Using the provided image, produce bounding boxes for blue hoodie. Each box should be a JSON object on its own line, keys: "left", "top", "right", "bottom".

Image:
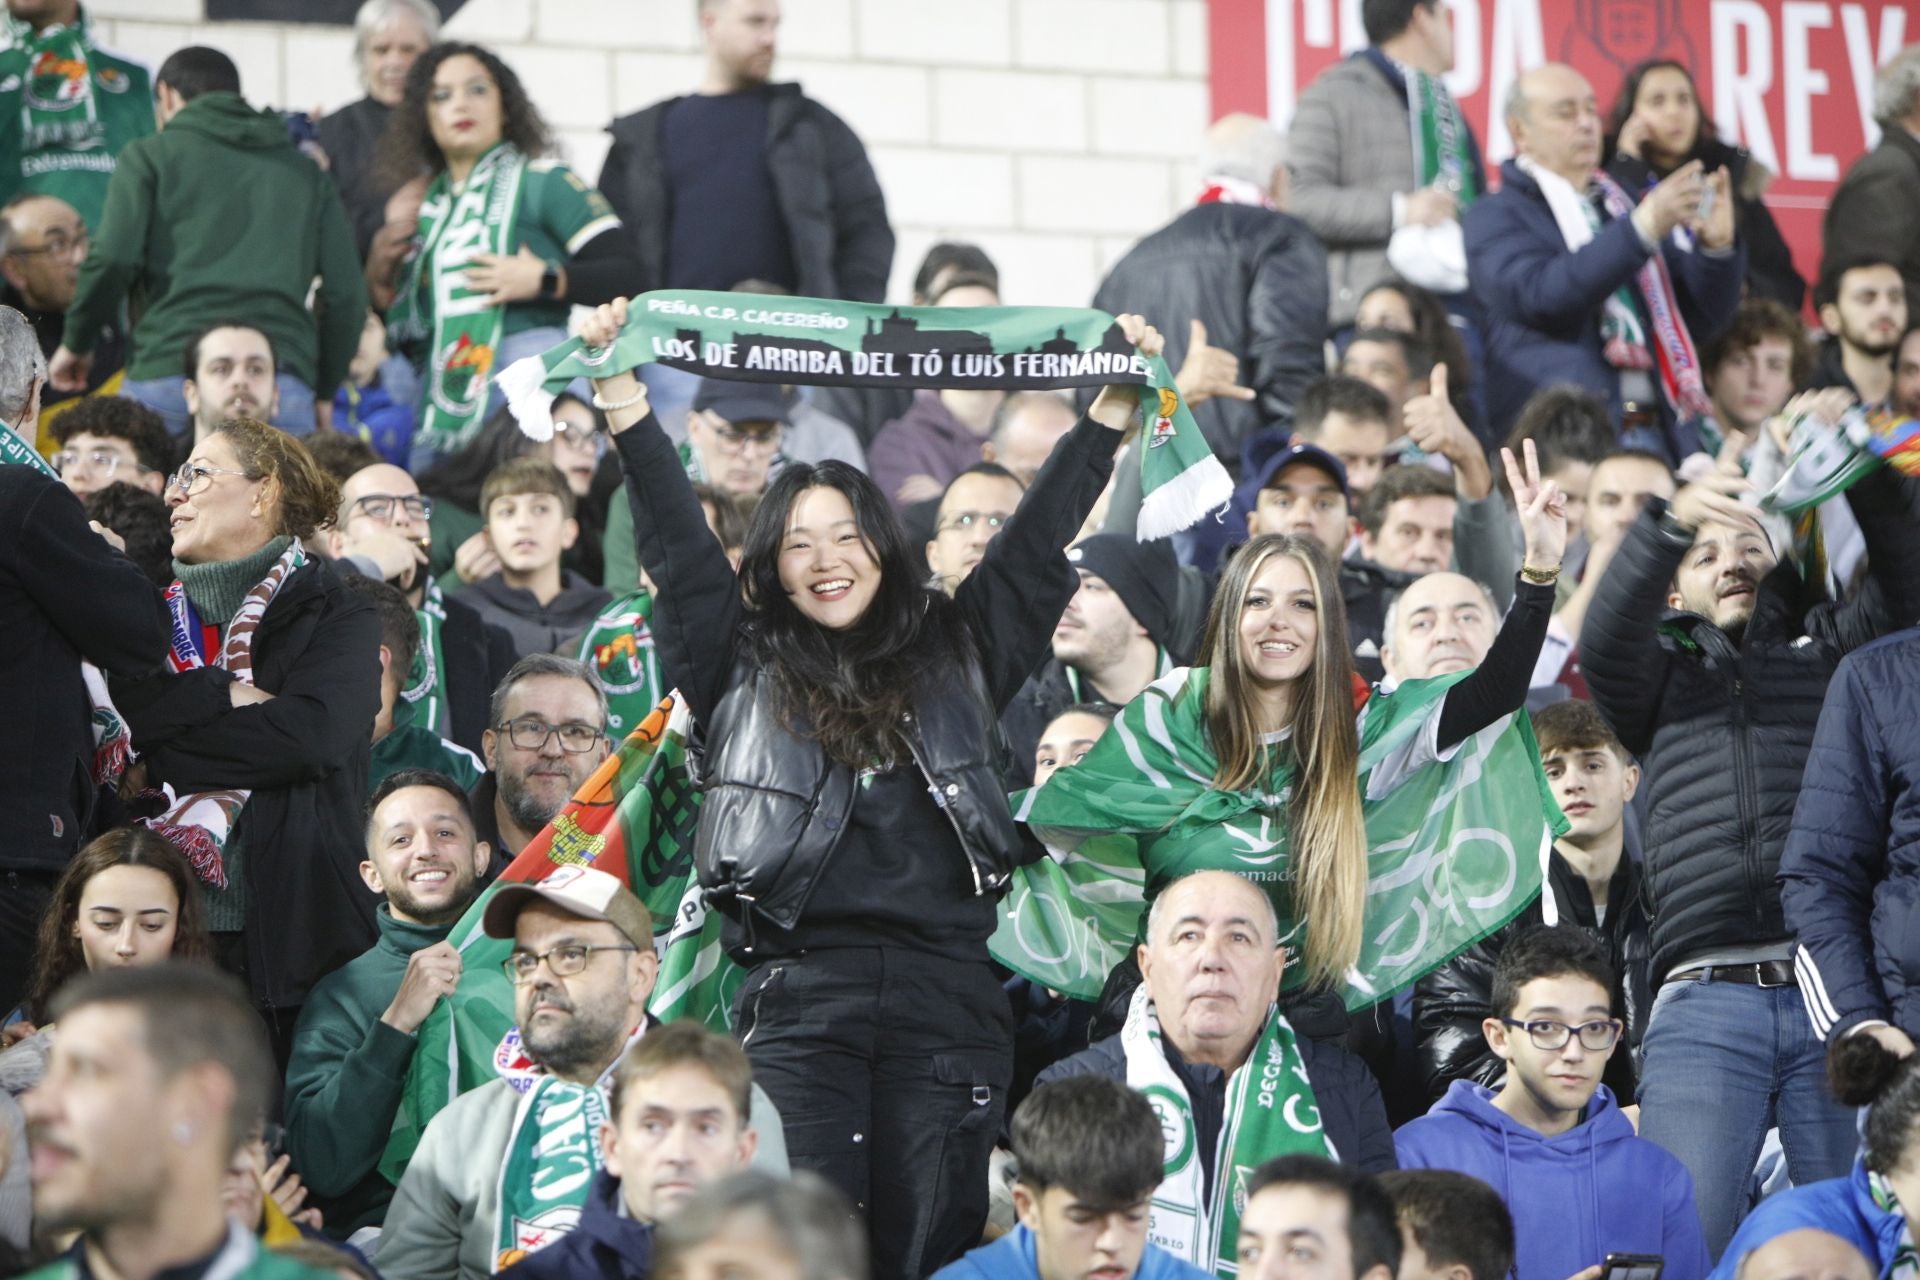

{"left": 932, "top": 1224, "right": 1216, "bottom": 1280}
{"left": 1708, "top": 1160, "right": 1909, "bottom": 1279}
{"left": 1395, "top": 1080, "right": 1710, "bottom": 1280}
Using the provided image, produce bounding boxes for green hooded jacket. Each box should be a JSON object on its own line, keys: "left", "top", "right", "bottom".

{"left": 61, "top": 90, "right": 366, "bottom": 394}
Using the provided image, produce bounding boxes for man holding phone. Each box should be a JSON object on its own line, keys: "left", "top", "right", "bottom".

{"left": 1394, "top": 927, "right": 1711, "bottom": 1280}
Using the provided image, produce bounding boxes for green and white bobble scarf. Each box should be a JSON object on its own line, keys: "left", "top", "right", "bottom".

{"left": 1124, "top": 986, "right": 1334, "bottom": 1278}
{"left": 401, "top": 575, "right": 450, "bottom": 738}
{"left": 6, "top": 11, "right": 105, "bottom": 158}
{"left": 1406, "top": 64, "right": 1477, "bottom": 206}
{"left": 389, "top": 143, "right": 527, "bottom": 452}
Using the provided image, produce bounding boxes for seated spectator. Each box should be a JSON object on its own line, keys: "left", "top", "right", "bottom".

{"left": 1416, "top": 701, "right": 1650, "bottom": 1104}
{"left": 317, "top": 0, "right": 439, "bottom": 257}
{"left": 726, "top": 278, "right": 870, "bottom": 474}
{"left": 1379, "top": 571, "right": 1498, "bottom": 688}
{"left": 0, "top": 193, "right": 125, "bottom": 437}
{"left": 1702, "top": 299, "right": 1810, "bottom": 448}
{"left": 1286, "top": 375, "right": 1392, "bottom": 499}
{"left": 1726, "top": 1230, "right": 1875, "bottom": 1280}
{"left": 932, "top": 1076, "right": 1214, "bottom": 1280}
{"left": 377, "top": 867, "right": 784, "bottom": 1280}
{"left": 1707, "top": 1036, "right": 1920, "bottom": 1280}
{"left": 1351, "top": 281, "right": 1483, "bottom": 443}
{"left": 865, "top": 269, "right": 1009, "bottom": 506}
{"left": 924, "top": 461, "right": 1026, "bottom": 596}
{"left": 51, "top": 47, "right": 365, "bottom": 436}
{"left": 1395, "top": 926, "right": 1710, "bottom": 1280}
{"left": 48, "top": 394, "right": 169, "bottom": 497}
{"left": 473, "top": 654, "right": 612, "bottom": 870}
{"left": 1354, "top": 463, "right": 1517, "bottom": 666}
{"left": 1039, "top": 870, "right": 1396, "bottom": 1277}
{"left": 981, "top": 391, "right": 1078, "bottom": 488}
{"left": 344, "top": 576, "right": 484, "bottom": 794}
{"left": 333, "top": 311, "right": 420, "bottom": 468}
{"left": 329, "top": 460, "right": 517, "bottom": 754}
{"left": 654, "top": 1171, "right": 865, "bottom": 1280}
{"left": 369, "top": 43, "right": 632, "bottom": 470}
{"left": 20, "top": 964, "right": 322, "bottom": 1280}
{"left": 1032, "top": 703, "right": 1116, "bottom": 786}
{"left": 1464, "top": 63, "right": 1743, "bottom": 454}
{"left": 498, "top": 1021, "right": 764, "bottom": 1280}
{"left": 84, "top": 480, "right": 174, "bottom": 588}
{"left": 306, "top": 431, "right": 381, "bottom": 485}
{"left": 1236, "top": 1155, "right": 1400, "bottom": 1280}
{"left": 180, "top": 322, "right": 283, "bottom": 445}
{"left": 1377, "top": 1169, "right": 1515, "bottom": 1280}
{"left": 1341, "top": 328, "right": 1425, "bottom": 433}
{"left": 220, "top": 1121, "right": 334, "bottom": 1246}
{"left": 284, "top": 770, "right": 489, "bottom": 1236}
{"left": 1604, "top": 58, "right": 1804, "bottom": 309}
{"left": 1809, "top": 257, "right": 1905, "bottom": 405}
{"left": 1001, "top": 533, "right": 1182, "bottom": 787}
{"left": 108, "top": 418, "right": 382, "bottom": 1039}
{"left": 454, "top": 458, "right": 611, "bottom": 659}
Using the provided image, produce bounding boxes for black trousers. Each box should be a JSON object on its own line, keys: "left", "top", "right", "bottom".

{"left": 737, "top": 945, "right": 1013, "bottom": 1280}
{"left": 0, "top": 870, "right": 59, "bottom": 1016}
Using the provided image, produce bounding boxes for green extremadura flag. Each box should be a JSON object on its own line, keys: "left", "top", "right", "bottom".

{"left": 496, "top": 290, "right": 1232, "bottom": 540}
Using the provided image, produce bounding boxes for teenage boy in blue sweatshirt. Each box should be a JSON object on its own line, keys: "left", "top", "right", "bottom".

{"left": 1394, "top": 926, "right": 1711, "bottom": 1280}
{"left": 933, "top": 1077, "right": 1213, "bottom": 1280}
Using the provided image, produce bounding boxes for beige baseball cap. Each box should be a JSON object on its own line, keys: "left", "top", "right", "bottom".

{"left": 481, "top": 865, "right": 653, "bottom": 950}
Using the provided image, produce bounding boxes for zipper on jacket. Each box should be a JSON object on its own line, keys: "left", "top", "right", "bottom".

{"left": 904, "top": 711, "right": 988, "bottom": 896}
{"left": 1727, "top": 675, "right": 1767, "bottom": 930}
{"left": 739, "top": 964, "right": 784, "bottom": 1050}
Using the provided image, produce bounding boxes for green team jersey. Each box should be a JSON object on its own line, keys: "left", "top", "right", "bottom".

{"left": 0, "top": 7, "right": 154, "bottom": 228}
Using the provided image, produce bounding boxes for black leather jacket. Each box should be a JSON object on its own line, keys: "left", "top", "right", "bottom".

{"left": 612, "top": 409, "right": 1120, "bottom": 953}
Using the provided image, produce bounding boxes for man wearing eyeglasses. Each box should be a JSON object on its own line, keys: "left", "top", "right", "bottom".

{"left": 329, "top": 460, "right": 517, "bottom": 754}
{"left": 378, "top": 864, "right": 786, "bottom": 1280}
{"left": 473, "top": 654, "right": 613, "bottom": 874}
{"left": 0, "top": 193, "right": 125, "bottom": 435}
{"left": 45, "top": 392, "right": 167, "bottom": 497}
{"left": 1395, "top": 925, "right": 1711, "bottom": 1280}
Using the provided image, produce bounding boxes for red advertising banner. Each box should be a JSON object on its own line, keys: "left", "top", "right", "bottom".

{"left": 1210, "top": 0, "right": 1920, "bottom": 292}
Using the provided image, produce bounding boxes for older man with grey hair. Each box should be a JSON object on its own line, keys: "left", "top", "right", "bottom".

{"left": 1825, "top": 43, "right": 1920, "bottom": 305}
{"left": 0, "top": 304, "right": 169, "bottom": 1015}
{"left": 317, "top": 0, "right": 439, "bottom": 257}
{"left": 1092, "top": 116, "right": 1327, "bottom": 509}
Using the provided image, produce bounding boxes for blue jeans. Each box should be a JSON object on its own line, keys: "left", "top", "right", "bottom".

{"left": 123, "top": 374, "right": 316, "bottom": 438}
{"left": 1636, "top": 976, "right": 1858, "bottom": 1258}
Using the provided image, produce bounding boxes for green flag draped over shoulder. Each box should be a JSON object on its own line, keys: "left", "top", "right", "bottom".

{"left": 379, "top": 694, "right": 740, "bottom": 1183}
{"left": 990, "top": 667, "right": 1565, "bottom": 1009}
{"left": 494, "top": 289, "right": 1232, "bottom": 540}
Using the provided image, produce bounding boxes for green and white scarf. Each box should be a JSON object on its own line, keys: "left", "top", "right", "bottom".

{"left": 1870, "top": 1170, "right": 1920, "bottom": 1280}
{"left": 1406, "top": 65, "right": 1477, "bottom": 206}
{"left": 992, "top": 666, "right": 1561, "bottom": 1008}
{"left": 498, "top": 291, "right": 1231, "bottom": 540}
{"left": 6, "top": 11, "right": 103, "bottom": 157}
{"left": 490, "top": 1024, "right": 623, "bottom": 1272}
{"left": 401, "top": 575, "right": 449, "bottom": 738}
{"left": 389, "top": 143, "right": 527, "bottom": 451}
{"left": 1124, "top": 986, "right": 1333, "bottom": 1278}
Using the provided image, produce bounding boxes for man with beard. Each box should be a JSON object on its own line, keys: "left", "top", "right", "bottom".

{"left": 377, "top": 866, "right": 786, "bottom": 1280}
{"left": 181, "top": 322, "right": 278, "bottom": 444}
{"left": 473, "top": 655, "right": 613, "bottom": 873}
{"left": 1809, "top": 258, "right": 1905, "bottom": 405}
{"left": 283, "top": 770, "right": 492, "bottom": 1235}
{"left": 1580, "top": 445, "right": 1920, "bottom": 1256}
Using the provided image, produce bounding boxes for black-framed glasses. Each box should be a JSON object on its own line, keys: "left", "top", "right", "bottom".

{"left": 707, "top": 419, "right": 781, "bottom": 453}
{"left": 52, "top": 447, "right": 150, "bottom": 479}
{"left": 166, "top": 461, "right": 254, "bottom": 496}
{"left": 1500, "top": 1017, "right": 1622, "bottom": 1052}
{"left": 349, "top": 493, "right": 434, "bottom": 523}
{"left": 937, "top": 510, "right": 1011, "bottom": 535}
{"left": 495, "top": 717, "right": 605, "bottom": 753}
{"left": 502, "top": 943, "right": 637, "bottom": 984}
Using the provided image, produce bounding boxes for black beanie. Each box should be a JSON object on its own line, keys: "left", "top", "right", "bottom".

{"left": 1065, "top": 533, "right": 1179, "bottom": 649}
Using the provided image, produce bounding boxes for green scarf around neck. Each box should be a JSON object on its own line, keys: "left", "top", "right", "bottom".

{"left": 174, "top": 535, "right": 293, "bottom": 626}
{"left": 6, "top": 9, "right": 102, "bottom": 156}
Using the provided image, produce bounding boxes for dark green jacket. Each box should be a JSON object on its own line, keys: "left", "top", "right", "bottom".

{"left": 62, "top": 92, "right": 366, "bottom": 393}
{"left": 284, "top": 906, "right": 452, "bottom": 1235}
{"left": 369, "top": 721, "right": 484, "bottom": 797}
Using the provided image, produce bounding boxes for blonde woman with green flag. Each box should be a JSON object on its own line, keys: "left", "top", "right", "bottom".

{"left": 992, "top": 441, "right": 1572, "bottom": 1030}
{"left": 369, "top": 43, "right": 636, "bottom": 472}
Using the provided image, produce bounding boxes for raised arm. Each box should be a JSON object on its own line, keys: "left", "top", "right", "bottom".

{"left": 586, "top": 299, "right": 744, "bottom": 724}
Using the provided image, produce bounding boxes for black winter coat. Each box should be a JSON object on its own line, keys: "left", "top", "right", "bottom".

{"left": 614, "top": 410, "right": 1117, "bottom": 956}
{"left": 111, "top": 555, "right": 384, "bottom": 1008}
{"left": 426, "top": 589, "right": 517, "bottom": 756}
{"left": 0, "top": 467, "right": 169, "bottom": 871}
{"left": 1580, "top": 470, "right": 1920, "bottom": 984}
{"left": 1415, "top": 851, "right": 1652, "bottom": 1104}
{"left": 1825, "top": 126, "right": 1920, "bottom": 309}
{"left": 1092, "top": 203, "right": 1329, "bottom": 472}
{"left": 1780, "top": 626, "right": 1920, "bottom": 1041}
{"left": 598, "top": 83, "right": 894, "bottom": 303}
{"left": 1037, "top": 1022, "right": 1397, "bottom": 1180}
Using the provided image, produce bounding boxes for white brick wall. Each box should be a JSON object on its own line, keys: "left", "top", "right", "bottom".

{"left": 83, "top": 0, "right": 1213, "bottom": 307}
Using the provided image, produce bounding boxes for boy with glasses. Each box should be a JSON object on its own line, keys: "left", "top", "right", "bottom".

{"left": 47, "top": 393, "right": 169, "bottom": 497}
{"left": 1395, "top": 926, "right": 1710, "bottom": 1280}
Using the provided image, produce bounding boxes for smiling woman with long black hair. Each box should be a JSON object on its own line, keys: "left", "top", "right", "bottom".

{"left": 580, "top": 295, "right": 1155, "bottom": 1277}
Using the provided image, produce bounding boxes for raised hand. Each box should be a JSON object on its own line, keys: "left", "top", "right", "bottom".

{"left": 1501, "top": 438, "right": 1568, "bottom": 574}
{"left": 1669, "top": 439, "right": 1760, "bottom": 535}
{"left": 577, "top": 298, "right": 651, "bottom": 432}
{"left": 1404, "top": 365, "right": 1491, "bottom": 499}
{"left": 1694, "top": 165, "right": 1735, "bottom": 249}
{"left": 1173, "top": 318, "right": 1254, "bottom": 409}
{"left": 1633, "top": 158, "right": 1706, "bottom": 242}
{"left": 1090, "top": 313, "right": 1166, "bottom": 432}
